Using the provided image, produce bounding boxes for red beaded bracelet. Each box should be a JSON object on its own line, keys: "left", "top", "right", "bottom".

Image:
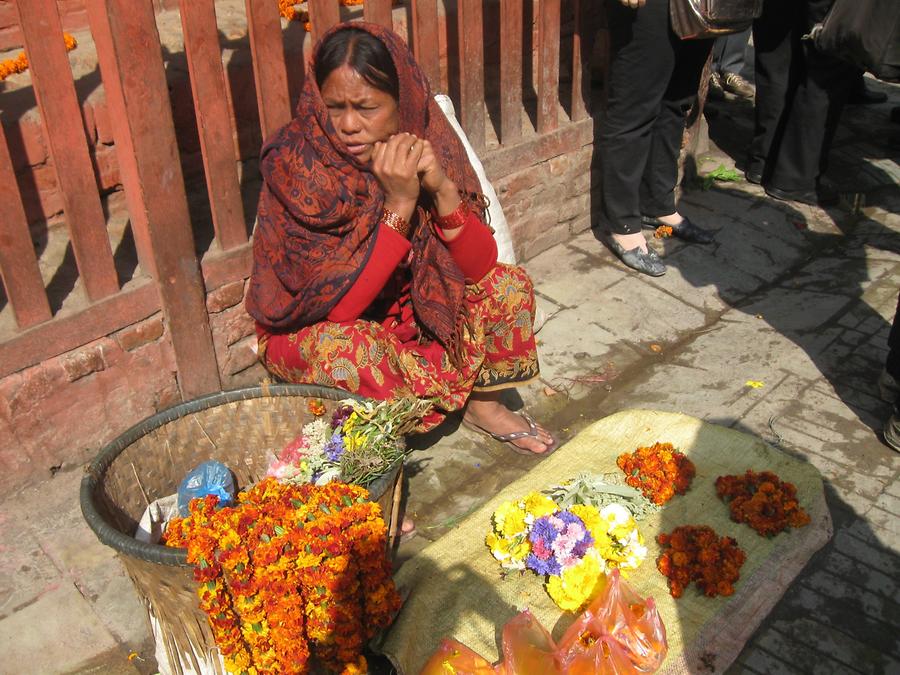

{"left": 436, "top": 202, "right": 468, "bottom": 231}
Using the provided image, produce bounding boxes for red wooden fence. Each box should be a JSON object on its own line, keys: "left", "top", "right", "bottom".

{"left": 0, "top": 0, "right": 596, "bottom": 399}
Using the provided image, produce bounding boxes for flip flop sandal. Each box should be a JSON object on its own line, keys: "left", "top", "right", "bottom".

{"left": 462, "top": 411, "right": 558, "bottom": 457}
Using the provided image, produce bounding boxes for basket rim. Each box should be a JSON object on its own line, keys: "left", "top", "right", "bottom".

{"left": 80, "top": 383, "right": 366, "bottom": 566}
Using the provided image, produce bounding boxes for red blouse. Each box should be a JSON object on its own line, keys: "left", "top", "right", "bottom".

{"left": 326, "top": 208, "right": 498, "bottom": 322}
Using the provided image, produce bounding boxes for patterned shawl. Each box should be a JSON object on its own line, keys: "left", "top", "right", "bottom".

{"left": 245, "top": 22, "right": 483, "bottom": 352}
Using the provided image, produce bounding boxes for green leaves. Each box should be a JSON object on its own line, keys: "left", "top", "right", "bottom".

{"left": 702, "top": 164, "right": 742, "bottom": 190}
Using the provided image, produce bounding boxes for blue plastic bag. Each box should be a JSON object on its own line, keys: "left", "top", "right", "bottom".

{"left": 176, "top": 460, "right": 235, "bottom": 517}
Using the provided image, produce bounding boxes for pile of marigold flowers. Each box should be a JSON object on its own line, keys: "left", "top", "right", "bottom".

{"left": 165, "top": 478, "right": 401, "bottom": 674}
{"left": 616, "top": 442, "right": 696, "bottom": 506}
{"left": 715, "top": 470, "right": 810, "bottom": 537}
{"left": 654, "top": 225, "right": 674, "bottom": 239}
{"left": 656, "top": 525, "right": 746, "bottom": 599}
{"left": 0, "top": 33, "right": 77, "bottom": 82}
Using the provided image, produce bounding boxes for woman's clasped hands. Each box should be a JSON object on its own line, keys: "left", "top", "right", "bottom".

{"left": 373, "top": 132, "right": 457, "bottom": 228}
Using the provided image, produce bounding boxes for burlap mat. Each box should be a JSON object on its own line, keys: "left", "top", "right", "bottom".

{"left": 379, "top": 409, "right": 832, "bottom": 674}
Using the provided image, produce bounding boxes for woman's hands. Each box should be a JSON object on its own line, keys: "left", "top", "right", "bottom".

{"left": 373, "top": 132, "right": 423, "bottom": 223}
{"left": 373, "top": 133, "right": 461, "bottom": 224}
{"left": 619, "top": 0, "right": 645, "bottom": 7}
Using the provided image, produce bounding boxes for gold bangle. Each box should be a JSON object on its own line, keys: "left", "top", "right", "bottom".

{"left": 381, "top": 208, "right": 410, "bottom": 238}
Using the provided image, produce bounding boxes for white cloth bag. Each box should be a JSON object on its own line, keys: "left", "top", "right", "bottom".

{"left": 434, "top": 94, "right": 516, "bottom": 265}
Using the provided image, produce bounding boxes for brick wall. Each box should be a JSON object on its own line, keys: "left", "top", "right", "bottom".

{"left": 0, "top": 278, "right": 266, "bottom": 494}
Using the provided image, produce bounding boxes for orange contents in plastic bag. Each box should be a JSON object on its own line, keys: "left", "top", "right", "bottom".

{"left": 419, "top": 638, "right": 498, "bottom": 675}
{"left": 420, "top": 570, "right": 667, "bottom": 674}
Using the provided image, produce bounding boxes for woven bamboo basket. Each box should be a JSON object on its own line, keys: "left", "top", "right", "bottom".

{"left": 80, "top": 383, "right": 404, "bottom": 675}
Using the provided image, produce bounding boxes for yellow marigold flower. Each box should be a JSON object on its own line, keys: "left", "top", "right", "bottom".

{"left": 546, "top": 554, "right": 605, "bottom": 612}
{"left": 523, "top": 491, "right": 557, "bottom": 518}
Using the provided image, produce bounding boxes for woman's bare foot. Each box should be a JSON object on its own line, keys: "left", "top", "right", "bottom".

{"left": 401, "top": 516, "right": 415, "bottom": 534}
{"left": 611, "top": 231, "right": 650, "bottom": 254}
{"left": 655, "top": 212, "right": 684, "bottom": 226}
{"left": 462, "top": 391, "right": 555, "bottom": 454}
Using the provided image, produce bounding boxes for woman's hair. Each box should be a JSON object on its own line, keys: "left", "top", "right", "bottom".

{"left": 314, "top": 28, "right": 400, "bottom": 101}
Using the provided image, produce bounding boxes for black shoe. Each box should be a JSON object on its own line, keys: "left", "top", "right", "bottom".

{"left": 608, "top": 239, "right": 667, "bottom": 277}
{"left": 745, "top": 169, "right": 763, "bottom": 185}
{"left": 765, "top": 183, "right": 839, "bottom": 207}
{"left": 641, "top": 215, "right": 715, "bottom": 245}
{"left": 884, "top": 408, "right": 900, "bottom": 452}
{"left": 848, "top": 80, "right": 888, "bottom": 105}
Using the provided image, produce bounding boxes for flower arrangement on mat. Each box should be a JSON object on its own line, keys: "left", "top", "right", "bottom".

{"left": 616, "top": 442, "right": 696, "bottom": 506}
{"left": 656, "top": 525, "right": 746, "bottom": 599}
{"left": 715, "top": 470, "right": 811, "bottom": 537}
{"left": 267, "top": 397, "right": 431, "bottom": 487}
{"left": 165, "top": 478, "right": 401, "bottom": 674}
{"left": 486, "top": 490, "right": 647, "bottom": 611}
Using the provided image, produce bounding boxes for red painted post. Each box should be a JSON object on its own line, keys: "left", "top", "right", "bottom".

{"left": 308, "top": 0, "right": 341, "bottom": 45}
{"left": 537, "top": 0, "right": 561, "bottom": 134}
{"left": 180, "top": 0, "right": 247, "bottom": 251}
{"left": 16, "top": 0, "right": 119, "bottom": 302}
{"left": 101, "top": 0, "right": 222, "bottom": 398}
{"left": 364, "top": 0, "right": 393, "bottom": 29}
{"left": 458, "top": 0, "right": 485, "bottom": 149}
{"left": 245, "top": 0, "right": 292, "bottom": 142}
{"left": 0, "top": 125, "right": 52, "bottom": 329}
{"left": 500, "top": 0, "right": 524, "bottom": 143}
{"left": 85, "top": 0, "right": 157, "bottom": 280}
{"left": 571, "top": 0, "right": 590, "bottom": 122}
{"left": 411, "top": 0, "right": 441, "bottom": 90}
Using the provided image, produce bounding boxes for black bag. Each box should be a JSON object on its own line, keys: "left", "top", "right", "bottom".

{"left": 806, "top": 0, "right": 900, "bottom": 82}
{"left": 669, "top": 0, "right": 763, "bottom": 40}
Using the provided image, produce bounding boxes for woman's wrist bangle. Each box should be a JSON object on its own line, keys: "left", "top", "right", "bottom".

{"left": 382, "top": 208, "right": 410, "bottom": 238}
{"left": 436, "top": 202, "right": 468, "bottom": 231}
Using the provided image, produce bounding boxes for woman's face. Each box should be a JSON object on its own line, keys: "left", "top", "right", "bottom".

{"left": 321, "top": 64, "right": 399, "bottom": 163}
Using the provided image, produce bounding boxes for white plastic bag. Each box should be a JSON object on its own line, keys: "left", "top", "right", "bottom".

{"left": 434, "top": 94, "right": 516, "bottom": 265}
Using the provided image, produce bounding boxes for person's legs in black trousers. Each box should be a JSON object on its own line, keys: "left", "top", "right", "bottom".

{"left": 751, "top": 0, "right": 855, "bottom": 202}
{"left": 599, "top": 0, "right": 676, "bottom": 238}
{"left": 640, "top": 38, "right": 713, "bottom": 220}
{"left": 747, "top": 0, "right": 800, "bottom": 183}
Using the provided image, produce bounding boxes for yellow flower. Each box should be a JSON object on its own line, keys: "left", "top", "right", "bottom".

{"left": 492, "top": 499, "right": 522, "bottom": 531}
{"left": 500, "top": 507, "right": 527, "bottom": 539}
{"left": 546, "top": 554, "right": 606, "bottom": 612}
{"left": 569, "top": 504, "right": 603, "bottom": 539}
{"left": 486, "top": 533, "right": 529, "bottom": 570}
{"left": 523, "top": 492, "right": 557, "bottom": 518}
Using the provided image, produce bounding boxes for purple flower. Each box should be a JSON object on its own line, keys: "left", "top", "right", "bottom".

{"left": 526, "top": 552, "right": 561, "bottom": 576}
{"left": 323, "top": 431, "right": 346, "bottom": 462}
{"left": 525, "top": 510, "right": 593, "bottom": 576}
{"left": 331, "top": 404, "right": 354, "bottom": 430}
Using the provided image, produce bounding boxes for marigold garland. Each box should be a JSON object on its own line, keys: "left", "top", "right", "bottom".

{"left": 715, "top": 470, "right": 810, "bottom": 537}
{"left": 278, "top": 0, "right": 366, "bottom": 32}
{"left": 656, "top": 525, "right": 746, "bottom": 599}
{"left": 165, "top": 478, "right": 401, "bottom": 674}
{"left": 0, "top": 34, "right": 77, "bottom": 82}
{"left": 654, "top": 225, "right": 673, "bottom": 239}
{"left": 616, "top": 442, "right": 695, "bottom": 506}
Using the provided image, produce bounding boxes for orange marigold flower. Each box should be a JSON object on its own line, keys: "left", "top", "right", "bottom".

{"left": 656, "top": 525, "right": 745, "bottom": 599}
{"left": 716, "top": 470, "right": 810, "bottom": 537}
{"left": 617, "top": 442, "right": 695, "bottom": 505}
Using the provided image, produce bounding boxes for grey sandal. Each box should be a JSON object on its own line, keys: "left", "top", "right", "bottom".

{"left": 463, "top": 411, "right": 558, "bottom": 457}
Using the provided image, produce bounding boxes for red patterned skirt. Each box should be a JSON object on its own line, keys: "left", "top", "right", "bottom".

{"left": 256, "top": 264, "right": 540, "bottom": 431}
